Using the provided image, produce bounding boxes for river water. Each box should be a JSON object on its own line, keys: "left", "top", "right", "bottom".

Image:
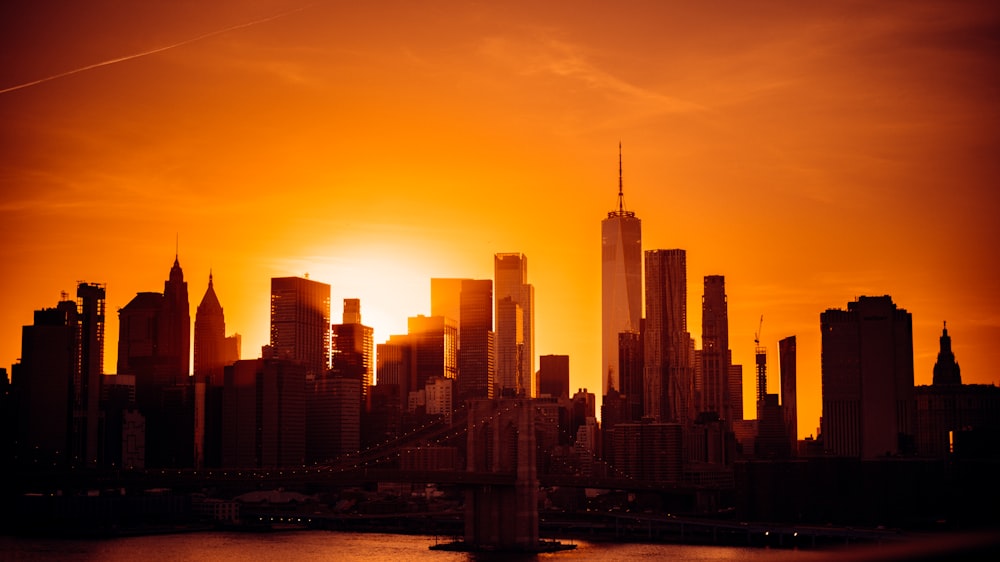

{"left": 0, "top": 531, "right": 888, "bottom": 561}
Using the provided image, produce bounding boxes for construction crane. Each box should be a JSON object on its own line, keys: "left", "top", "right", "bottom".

{"left": 754, "top": 314, "right": 764, "bottom": 348}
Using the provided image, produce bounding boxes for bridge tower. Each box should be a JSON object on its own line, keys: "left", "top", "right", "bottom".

{"left": 464, "top": 397, "right": 539, "bottom": 550}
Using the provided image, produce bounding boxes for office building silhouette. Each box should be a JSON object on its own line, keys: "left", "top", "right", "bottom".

{"left": 223, "top": 358, "right": 306, "bottom": 468}
{"left": 700, "top": 275, "right": 731, "bottom": 426}
{"left": 495, "top": 253, "right": 533, "bottom": 397}
{"left": 408, "top": 315, "right": 458, "bottom": 393}
{"left": 270, "top": 276, "right": 330, "bottom": 377}
{"left": 457, "top": 279, "right": 495, "bottom": 401}
{"left": 915, "top": 323, "right": 1000, "bottom": 457}
{"left": 193, "top": 272, "right": 239, "bottom": 468}
{"left": 618, "top": 329, "right": 644, "bottom": 422}
{"left": 331, "top": 298, "right": 374, "bottom": 400}
{"left": 118, "top": 257, "right": 193, "bottom": 468}
{"left": 779, "top": 335, "right": 797, "bottom": 455}
{"left": 601, "top": 146, "right": 642, "bottom": 396}
{"left": 821, "top": 296, "right": 915, "bottom": 458}
{"left": 538, "top": 354, "right": 570, "bottom": 399}
{"left": 644, "top": 249, "right": 691, "bottom": 423}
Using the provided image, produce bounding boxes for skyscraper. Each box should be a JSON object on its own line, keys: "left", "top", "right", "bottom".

{"left": 932, "top": 322, "right": 961, "bottom": 386}
{"left": 223, "top": 358, "right": 307, "bottom": 468}
{"left": 74, "top": 282, "right": 106, "bottom": 467}
{"left": 160, "top": 256, "right": 190, "bottom": 383}
{"left": 116, "top": 258, "right": 194, "bottom": 468}
{"left": 618, "top": 330, "right": 644, "bottom": 422}
{"left": 644, "top": 249, "right": 690, "bottom": 423}
{"left": 407, "top": 315, "right": 458, "bottom": 392}
{"left": 700, "top": 275, "right": 731, "bottom": 425}
{"left": 821, "top": 296, "right": 915, "bottom": 458}
{"left": 457, "top": 279, "right": 495, "bottom": 401}
{"left": 778, "top": 335, "right": 797, "bottom": 454}
{"left": 331, "top": 298, "right": 375, "bottom": 398}
{"left": 538, "top": 354, "right": 570, "bottom": 399}
{"left": 270, "top": 276, "right": 331, "bottom": 377}
{"left": 14, "top": 296, "right": 79, "bottom": 467}
{"left": 601, "top": 146, "right": 642, "bottom": 395}
{"left": 194, "top": 272, "right": 227, "bottom": 469}
{"left": 194, "top": 272, "right": 228, "bottom": 384}
{"left": 495, "top": 253, "right": 533, "bottom": 397}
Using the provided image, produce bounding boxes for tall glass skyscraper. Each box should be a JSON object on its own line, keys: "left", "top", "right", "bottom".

{"left": 601, "top": 147, "right": 641, "bottom": 396}
{"left": 495, "top": 253, "right": 533, "bottom": 397}
{"left": 700, "top": 275, "right": 731, "bottom": 425}
{"left": 270, "top": 276, "right": 331, "bottom": 377}
{"left": 644, "top": 249, "right": 689, "bottom": 423}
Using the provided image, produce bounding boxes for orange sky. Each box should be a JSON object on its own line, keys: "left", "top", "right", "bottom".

{"left": 2, "top": 1, "right": 998, "bottom": 438}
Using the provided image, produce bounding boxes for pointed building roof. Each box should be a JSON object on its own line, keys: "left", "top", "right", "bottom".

{"left": 198, "top": 271, "right": 223, "bottom": 314}
{"left": 932, "top": 321, "right": 962, "bottom": 386}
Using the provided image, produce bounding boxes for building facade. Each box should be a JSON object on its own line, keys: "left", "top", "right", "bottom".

{"left": 644, "top": 249, "right": 690, "bottom": 424}
{"left": 270, "top": 276, "right": 330, "bottom": 377}
{"left": 778, "top": 335, "right": 797, "bottom": 454}
{"left": 601, "top": 150, "right": 642, "bottom": 395}
{"left": 457, "top": 279, "right": 495, "bottom": 401}
{"left": 700, "top": 275, "right": 731, "bottom": 425}
{"left": 821, "top": 296, "right": 915, "bottom": 458}
{"left": 495, "top": 253, "right": 534, "bottom": 397}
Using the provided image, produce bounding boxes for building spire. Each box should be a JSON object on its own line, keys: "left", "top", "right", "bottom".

{"left": 618, "top": 141, "right": 624, "bottom": 213}
{"left": 607, "top": 142, "right": 635, "bottom": 219}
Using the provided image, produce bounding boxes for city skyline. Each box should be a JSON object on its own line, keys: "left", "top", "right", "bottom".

{"left": 2, "top": 1, "right": 999, "bottom": 441}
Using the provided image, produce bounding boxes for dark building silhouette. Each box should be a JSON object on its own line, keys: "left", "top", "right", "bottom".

{"left": 13, "top": 283, "right": 106, "bottom": 468}
{"left": 618, "top": 329, "right": 644, "bottom": 422}
{"left": 194, "top": 272, "right": 231, "bottom": 383}
{"left": 222, "top": 358, "right": 306, "bottom": 468}
{"left": 915, "top": 323, "right": 1000, "bottom": 458}
{"left": 119, "top": 258, "right": 193, "bottom": 468}
{"left": 754, "top": 339, "right": 767, "bottom": 419}
{"left": 193, "top": 272, "right": 239, "bottom": 468}
{"left": 932, "top": 321, "right": 961, "bottom": 386}
{"left": 700, "top": 275, "right": 731, "bottom": 426}
{"left": 538, "top": 354, "right": 569, "bottom": 399}
{"left": 330, "top": 298, "right": 374, "bottom": 398}
{"left": 644, "top": 249, "right": 691, "bottom": 423}
{"left": 612, "top": 421, "right": 683, "bottom": 482}
{"left": 407, "top": 315, "right": 457, "bottom": 394}
{"left": 270, "top": 276, "right": 330, "bottom": 377}
{"left": 100, "top": 373, "right": 145, "bottom": 469}
{"left": 495, "top": 253, "right": 533, "bottom": 397}
{"left": 74, "top": 282, "right": 106, "bottom": 467}
{"left": 600, "top": 387, "right": 627, "bottom": 465}
{"left": 457, "top": 280, "right": 495, "bottom": 401}
{"left": 307, "top": 372, "right": 361, "bottom": 463}
{"left": 14, "top": 297, "right": 79, "bottom": 467}
{"left": 729, "top": 363, "right": 744, "bottom": 422}
{"left": 821, "top": 296, "right": 915, "bottom": 458}
{"left": 754, "top": 394, "right": 791, "bottom": 459}
{"left": 778, "top": 335, "right": 797, "bottom": 455}
{"left": 160, "top": 257, "right": 190, "bottom": 383}
{"left": 570, "top": 388, "right": 596, "bottom": 439}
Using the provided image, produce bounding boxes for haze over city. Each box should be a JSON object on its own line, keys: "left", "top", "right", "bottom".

{"left": 2, "top": 0, "right": 998, "bottom": 441}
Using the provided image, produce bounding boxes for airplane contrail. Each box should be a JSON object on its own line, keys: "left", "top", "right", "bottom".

{"left": 0, "top": 2, "right": 320, "bottom": 96}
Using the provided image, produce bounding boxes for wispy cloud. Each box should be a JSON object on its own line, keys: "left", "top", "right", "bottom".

{"left": 479, "top": 33, "right": 707, "bottom": 115}
{"left": 0, "top": 2, "right": 323, "bottom": 95}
